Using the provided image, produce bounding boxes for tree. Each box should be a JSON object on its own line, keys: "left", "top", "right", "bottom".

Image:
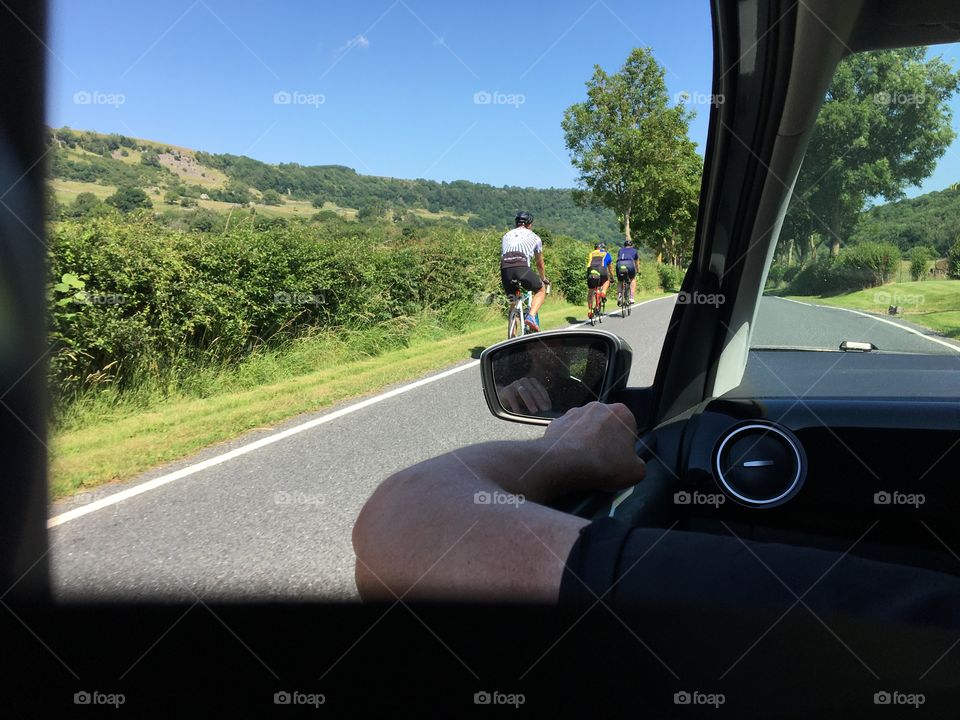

{"left": 261, "top": 189, "right": 282, "bottom": 206}
{"left": 562, "top": 48, "right": 697, "bottom": 250}
{"left": 649, "top": 140, "right": 702, "bottom": 267}
{"left": 69, "top": 192, "right": 103, "bottom": 217}
{"left": 106, "top": 186, "right": 152, "bottom": 213}
{"left": 796, "top": 48, "right": 960, "bottom": 257}
{"left": 357, "top": 200, "right": 386, "bottom": 222}
{"left": 311, "top": 195, "right": 325, "bottom": 208}
{"left": 948, "top": 238, "right": 960, "bottom": 279}
{"left": 45, "top": 186, "right": 62, "bottom": 220}
{"left": 164, "top": 190, "right": 180, "bottom": 205}
{"left": 908, "top": 246, "right": 932, "bottom": 280}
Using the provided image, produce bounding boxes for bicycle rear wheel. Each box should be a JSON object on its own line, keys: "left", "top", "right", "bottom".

{"left": 620, "top": 280, "right": 627, "bottom": 318}
{"left": 508, "top": 304, "right": 523, "bottom": 339}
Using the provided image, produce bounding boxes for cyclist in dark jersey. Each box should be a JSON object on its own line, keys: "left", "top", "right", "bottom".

{"left": 615, "top": 239, "right": 640, "bottom": 304}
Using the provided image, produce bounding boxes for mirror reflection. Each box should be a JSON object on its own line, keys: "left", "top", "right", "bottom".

{"left": 491, "top": 336, "right": 611, "bottom": 419}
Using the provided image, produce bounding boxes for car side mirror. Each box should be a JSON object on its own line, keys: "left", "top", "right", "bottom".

{"left": 479, "top": 330, "right": 633, "bottom": 425}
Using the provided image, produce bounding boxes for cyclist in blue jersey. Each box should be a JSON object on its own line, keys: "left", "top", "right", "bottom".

{"left": 615, "top": 239, "right": 640, "bottom": 305}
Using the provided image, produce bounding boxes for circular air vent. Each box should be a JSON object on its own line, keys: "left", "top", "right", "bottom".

{"left": 713, "top": 423, "right": 806, "bottom": 507}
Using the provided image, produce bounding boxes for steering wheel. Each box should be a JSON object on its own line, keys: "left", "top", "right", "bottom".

{"left": 549, "top": 430, "right": 681, "bottom": 527}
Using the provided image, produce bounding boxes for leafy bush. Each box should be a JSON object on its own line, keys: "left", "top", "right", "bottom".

{"left": 657, "top": 264, "right": 686, "bottom": 292}
{"left": 908, "top": 246, "right": 932, "bottom": 281}
{"left": 261, "top": 189, "right": 282, "bottom": 206}
{"left": 949, "top": 238, "right": 960, "bottom": 279}
{"left": 47, "top": 217, "right": 594, "bottom": 404}
{"left": 106, "top": 186, "right": 152, "bottom": 213}
{"left": 787, "top": 242, "right": 900, "bottom": 294}
{"left": 766, "top": 264, "right": 786, "bottom": 288}
{"left": 67, "top": 192, "right": 105, "bottom": 218}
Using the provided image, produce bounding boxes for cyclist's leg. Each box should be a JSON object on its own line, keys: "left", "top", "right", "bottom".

{"left": 518, "top": 268, "right": 544, "bottom": 329}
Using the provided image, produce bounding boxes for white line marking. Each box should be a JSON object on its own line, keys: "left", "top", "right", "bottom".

{"left": 773, "top": 296, "right": 960, "bottom": 353}
{"left": 49, "top": 294, "right": 677, "bottom": 528}
{"left": 48, "top": 360, "right": 480, "bottom": 528}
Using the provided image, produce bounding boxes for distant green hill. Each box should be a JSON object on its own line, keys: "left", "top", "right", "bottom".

{"left": 850, "top": 184, "right": 960, "bottom": 255}
{"left": 46, "top": 126, "right": 623, "bottom": 241}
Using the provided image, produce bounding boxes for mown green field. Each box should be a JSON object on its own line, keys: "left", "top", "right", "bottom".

{"left": 786, "top": 279, "right": 960, "bottom": 338}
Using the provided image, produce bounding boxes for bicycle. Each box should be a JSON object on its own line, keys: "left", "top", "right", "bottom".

{"left": 616, "top": 272, "right": 632, "bottom": 318}
{"left": 506, "top": 282, "right": 540, "bottom": 339}
{"left": 587, "top": 285, "right": 605, "bottom": 326}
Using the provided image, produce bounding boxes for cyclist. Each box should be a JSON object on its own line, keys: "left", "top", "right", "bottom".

{"left": 615, "top": 238, "right": 640, "bottom": 305}
{"left": 585, "top": 242, "right": 612, "bottom": 320}
{"left": 500, "top": 211, "right": 548, "bottom": 332}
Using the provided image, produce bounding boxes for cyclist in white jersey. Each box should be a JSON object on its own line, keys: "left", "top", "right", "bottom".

{"left": 500, "top": 211, "right": 549, "bottom": 331}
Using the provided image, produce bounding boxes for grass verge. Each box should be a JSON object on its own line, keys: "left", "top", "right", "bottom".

{"left": 51, "top": 293, "right": 664, "bottom": 499}
{"left": 784, "top": 280, "right": 960, "bottom": 339}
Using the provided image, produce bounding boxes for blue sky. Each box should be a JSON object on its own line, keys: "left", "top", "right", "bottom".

{"left": 47, "top": 0, "right": 960, "bottom": 196}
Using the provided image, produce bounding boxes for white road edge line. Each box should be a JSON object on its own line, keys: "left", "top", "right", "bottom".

{"left": 48, "top": 293, "right": 677, "bottom": 528}
{"left": 776, "top": 297, "right": 960, "bottom": 353}
{"left": 48, "top": 360, "right": 481, "bottom": 528}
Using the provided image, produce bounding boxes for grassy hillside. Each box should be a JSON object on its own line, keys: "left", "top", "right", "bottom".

{"left": 850, "top": 184, "right": 960, "bottom": 255}
{"left": 47, "top": 126, "right": 623, "bottom": 240}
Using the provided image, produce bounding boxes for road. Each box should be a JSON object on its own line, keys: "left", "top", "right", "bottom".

{"left": 49, "top": 295, "right": 957, "bottom": 601}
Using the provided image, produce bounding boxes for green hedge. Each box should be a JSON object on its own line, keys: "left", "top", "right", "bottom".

{"left": 787, "top": 242, "right": 900, "bottom": 295}
{"left": 48, "top": 216, "right": 604, "bottom": 399}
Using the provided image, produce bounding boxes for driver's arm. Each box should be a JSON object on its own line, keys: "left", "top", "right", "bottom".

{"left": 352, "top": 403, "right": 644, "bottom": 601}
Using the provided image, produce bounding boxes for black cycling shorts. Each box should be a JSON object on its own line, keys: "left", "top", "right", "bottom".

{"left": 616, "top": 263, "right": 636, "bottom": 280}
{"left": 501, "top": 266, "right": 542, "bottom": 295}
{"left": 586, "top": 268, "right": 606, "bottom": 289}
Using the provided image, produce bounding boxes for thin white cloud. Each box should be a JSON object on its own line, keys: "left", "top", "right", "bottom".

{"left": 338, "top": 34, "right": 370, "bottom": 53}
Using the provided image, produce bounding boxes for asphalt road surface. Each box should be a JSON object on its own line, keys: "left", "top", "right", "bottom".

{"left": 49, "top": 295, "right": 958, "bottom": 601}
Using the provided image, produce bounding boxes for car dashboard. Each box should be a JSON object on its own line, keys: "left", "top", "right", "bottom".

{"left": 617, "top": 351, "right": 960, "bottom": 576}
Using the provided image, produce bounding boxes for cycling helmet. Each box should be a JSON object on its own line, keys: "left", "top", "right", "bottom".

{"left": 515, "top": 211, "right": 533, "bottom": 226}
{"left": 624, "top": 238, "right": 633, "bottom": 246}
{"left": 596, "top": 242, "right": 606, "bottom": 250}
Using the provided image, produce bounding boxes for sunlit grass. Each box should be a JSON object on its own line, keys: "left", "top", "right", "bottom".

{"left": 51, "top": 295, "right": 666, "bottom": 499}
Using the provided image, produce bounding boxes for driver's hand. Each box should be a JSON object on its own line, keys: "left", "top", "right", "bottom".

{"left": 543, "top": 402, "right": 646, "bottom": 493}
{"left": 498, "top": 377, "right": 552, "bottom": 415}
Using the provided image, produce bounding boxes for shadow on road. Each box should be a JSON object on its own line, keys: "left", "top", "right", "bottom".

{"left": 469, "top": 346, "right": 486, "bottom": 359}
{"left": 565, "top": 316, "right": 582, "bottom": 325}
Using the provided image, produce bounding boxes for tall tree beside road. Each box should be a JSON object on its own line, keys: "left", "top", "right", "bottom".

{"left": 792, "top": 48, "right": 960, "bottom": 258}
{"left": 562, "top": 48, "right": 701, "bottom": 264}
